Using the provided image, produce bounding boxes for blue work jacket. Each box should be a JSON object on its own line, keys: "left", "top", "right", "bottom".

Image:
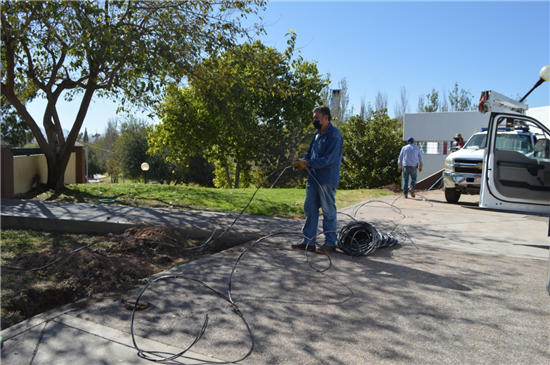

{"left": 304, "top": 123, "right": 343, "bottom": 188}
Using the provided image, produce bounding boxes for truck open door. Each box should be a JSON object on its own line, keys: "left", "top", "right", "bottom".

{"left": 479, "top": 112, "right": 550, "bottom": 214}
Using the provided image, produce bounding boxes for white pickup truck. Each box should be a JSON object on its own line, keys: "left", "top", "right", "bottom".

{"left": 443, "top": 125, "right": 541, "bottom": 203}
{"left": 439, "top": 90, "right": 550, "bottom": 215}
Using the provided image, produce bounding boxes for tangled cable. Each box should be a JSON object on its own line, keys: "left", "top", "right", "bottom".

{"left": 337, "top": 221, "right": 399, "bottom": 257}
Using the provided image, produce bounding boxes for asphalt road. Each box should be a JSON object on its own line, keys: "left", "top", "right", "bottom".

{"left": 1, "top": 190, "right": 549, "bottom": 364}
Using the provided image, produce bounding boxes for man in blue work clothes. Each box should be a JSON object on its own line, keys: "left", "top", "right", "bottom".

{"left": 398, "top": 137, "right": 423, "bottom": 198}
{"left": 292, "top": 106, "right": 343, "bottom": 254}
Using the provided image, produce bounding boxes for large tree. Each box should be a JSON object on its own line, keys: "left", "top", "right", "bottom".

{"left": 1, "top": 0, "right": 266, "bottom": 189}
{"left": 149, "top": 33, "right": 326, "bottom": 188}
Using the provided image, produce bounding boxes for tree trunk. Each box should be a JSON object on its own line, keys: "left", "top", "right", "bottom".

{"left": 43, "top": 86, "right": 97, "bottom": 190}
{"left": 224, "top": 163, "right": 232, "bottom": 189}
{"left": 234, "top": 162, "right": 241, "bottom": 189}
{"left": 45, "top": 151, "right": 70, "bottom": 190}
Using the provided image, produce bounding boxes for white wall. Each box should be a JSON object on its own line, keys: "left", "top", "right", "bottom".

{"left": 403, "top": 111, "right": 490, "bottom": 142}
{"left": 420, "top": 154, "right": 445, "bottom": 178}
{"left": 526, "top": 106, "right": 550, "bottom": 129}
{"left": 13, "top": 152, "right": 77, "bottom": 195}
{"left": 13, "top": 154, "right": 42, "bottom": 194}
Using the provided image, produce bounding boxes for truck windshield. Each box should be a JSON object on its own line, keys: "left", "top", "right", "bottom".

{"left": 495, "top": 133, "right": 533, "bottom": 154}
{"left": 464, "top": 133, "right": 533, "bottom": 154}
{"left": 464, "top": 134, "right": 487, "bottom": 149}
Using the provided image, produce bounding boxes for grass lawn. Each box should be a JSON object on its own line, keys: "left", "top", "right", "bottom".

{"left": 28, "top": 183, "right": 398, "bottom": 218}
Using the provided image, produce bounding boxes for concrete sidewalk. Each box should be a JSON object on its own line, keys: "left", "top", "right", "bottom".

{"left": 1, "top": 190, "right": 549, "bottom": 364}
{"left": 0, "top": 197, "right": 302, "bottom": 243}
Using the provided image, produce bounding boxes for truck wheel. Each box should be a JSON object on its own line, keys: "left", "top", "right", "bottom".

{"left": 445, "top": 188, "right": 461, "bottom": 203}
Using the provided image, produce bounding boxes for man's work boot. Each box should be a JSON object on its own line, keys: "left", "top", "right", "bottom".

{"left": 410, "top": 188, "right": 415, "bottom": 198}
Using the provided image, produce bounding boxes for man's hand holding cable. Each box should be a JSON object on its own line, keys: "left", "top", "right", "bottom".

{"left": 293, "top": 160, "right": 308, "bottom": 170}
{"left": 398, "top": 166, "right": 402, "bottom": 173}
{"left": 418, "top": 165, "right": 422, "bottom": 172}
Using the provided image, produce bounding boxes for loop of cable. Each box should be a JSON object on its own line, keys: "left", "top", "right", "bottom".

{"left": 337, "top": 221, "right": 399, "bottom": 257}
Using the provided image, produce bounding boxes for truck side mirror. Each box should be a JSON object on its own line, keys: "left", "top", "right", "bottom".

{"left": 534, "top": 139, "right": 550, "bottom": 158}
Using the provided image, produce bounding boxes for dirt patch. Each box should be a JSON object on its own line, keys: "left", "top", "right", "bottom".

{"left": 1, "top": 226, "right": 239, "bottom": 330}
{"left": 381, "top": 183, "right": 402, "bottom": 193}
{"left": 14, "top": 183, "right": 50, "bottom": 200}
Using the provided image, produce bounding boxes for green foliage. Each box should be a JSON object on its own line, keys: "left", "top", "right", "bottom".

{"left": 1, "top": 0, "right": 266, "bottom": 189}
{"left": 112, "top": 116, "right": 210, "bottom": 185}
{"left": 1, "top": 87, "right": 35, "bottom": 147}
{"left": 149, "top": 32, "right": 327, "bottom": 188}
{"left": 86, "top": 144, "right": 106, "bottom": 176}
{"left": 179, "top": 152, "right": 215, "bottom": 187}
{"left": 96, "top": 119, "right": 121, "bottom": 181}
{"left": 77, "top": 128, "right": 106, "bottom": 176}
{"left": 115, "top": 117, "right": 150, "bottom": 181}
{"left": 1, "top": 102, "right": 33, "bottom": 147}
{"left": 448, "top": 82, "right": 476, "bottom": 111}
{"left": 339, "top": 110, "right": 403, "bottom": 189}
{"left": 417, "top": 84, "right": 476, "bottom": 113}
{"left": 422, "top": 88, "right": 440, "bottom": 112}
{"left": 147, "top": 87, "right": 214, "bottom": 185}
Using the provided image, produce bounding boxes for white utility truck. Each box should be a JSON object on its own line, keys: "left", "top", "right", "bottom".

{"left": 475, "top": 91, "right": 550, "bottom": 214}
{"left": 443, "top": 91, "right": 550, "bottom": 211}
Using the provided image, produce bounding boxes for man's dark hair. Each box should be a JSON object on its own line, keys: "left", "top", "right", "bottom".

{"left": 313, "top": 105, "right": 332, "bottom": 121}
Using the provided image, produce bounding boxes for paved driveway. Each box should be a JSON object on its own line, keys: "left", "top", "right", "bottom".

{"left": 1, "top": 190, "right": 549, "bottom": 364}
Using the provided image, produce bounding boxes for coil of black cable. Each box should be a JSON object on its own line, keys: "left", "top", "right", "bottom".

{"left": 337, "top": 221, "right": 398, "bottom": 257}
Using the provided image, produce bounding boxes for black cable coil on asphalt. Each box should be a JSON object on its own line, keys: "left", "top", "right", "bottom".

{"left": 336, "top": 221, "right": 399, "bottom": 257}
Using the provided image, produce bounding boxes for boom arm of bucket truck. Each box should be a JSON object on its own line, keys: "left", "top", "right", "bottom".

{"left": 478, "top": 90, "right": 529, "bottom": 115}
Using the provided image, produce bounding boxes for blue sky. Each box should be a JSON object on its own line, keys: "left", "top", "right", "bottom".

{"left": 26, "top": 0, "right": 550, "bottom": 135}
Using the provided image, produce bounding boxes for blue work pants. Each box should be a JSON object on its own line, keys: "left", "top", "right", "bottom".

{"left": 402, "top": 166, "right": 418, "bottom": 195}
{"left": 301, "top": 182, "right": 337, "bottom": 247}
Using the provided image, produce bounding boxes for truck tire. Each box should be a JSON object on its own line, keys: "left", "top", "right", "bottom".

{"left": 445, "top": 188, "right": 461, "bottom": 203}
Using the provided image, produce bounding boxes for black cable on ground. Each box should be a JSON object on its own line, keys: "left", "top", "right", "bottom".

{"left": 129, "top": 274, "right": 254, "bottom": 364}
{"left": 227, "top": 231, "right": 333, "bottom": 304}
{"left": 336, "top": 221, "right": 399, "bottom": 257}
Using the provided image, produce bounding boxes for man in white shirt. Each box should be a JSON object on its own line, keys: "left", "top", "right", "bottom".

{"left": 397, "top": 137, "right": 423, "bottom": 198}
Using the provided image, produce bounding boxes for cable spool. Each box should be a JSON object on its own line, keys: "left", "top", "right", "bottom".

{"left": 337, "top": 221, "right": 398, "bottom": 257}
